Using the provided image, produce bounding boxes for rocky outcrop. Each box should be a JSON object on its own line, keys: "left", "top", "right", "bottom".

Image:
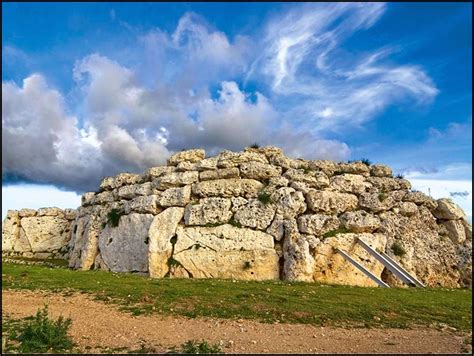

{"left": 2, "top": 208, "right": 75, "bottom": 259}
{"left": 2, "top": 146, "right": 472, "bottom": 288}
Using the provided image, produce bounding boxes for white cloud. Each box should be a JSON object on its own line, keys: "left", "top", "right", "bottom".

{"left": 248, "top": 3, "right": 439, "bottom": 133}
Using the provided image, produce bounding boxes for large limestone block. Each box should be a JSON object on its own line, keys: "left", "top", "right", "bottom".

{"left": 68, "top": 215, "right": 102, "bottom": 270}
{"left": 168, "top": 149, "right": 205, "bottom": 166}
{"left": 403, "top": 191, "right": 437, "bottom": 210}
{"left": 196, "top": 156, "right": 219, "bottom": 171}
{"left": 148, "top": 207, "right": 185, "bottom": 278}
{"left": 231, "top": 197, "right": 248, "bottom": 212}
{"left": 240, "top": 161, "right": 282, "bottom": 181}
{"left": 306, "top": 190, "right": 358, "bottom": 214}
{"left": 81, "top": 192, "right": 96, "bottom": 206}
{"left": 98, "top": 213, "right": 154, "bottom": 272}
{"left": 159, "top": 186, "right": 191, "bottom": 207}
{"left": 330, "top": 174, "right": 372, "bottom": 194}
{"left": 266, "top": 214, "right": 285, "bottom": 241}
{"left": 267, "top": 152, "right": 292, "bottom": 169}
{"left": 366, "top": 177, "right": 403, "bottom": 192}
{"left": 114, "top": 173, "right": 142, "bottom": 188}
{"left": 20, "top": 216, "right": 72, "bottom": 253}
{"left": 394, "top": 202, "right": 418, "bottom": 217}
{"left": 233, "top": 199, "right": 276, "bottom": 230}
{"left": 308, "top": 160, "right": 338, "bottom": 177}
{"left": 199, "top": 168, "right": 239, "bottom": 181}
{"left": 283, "top": 169, "right": 329, "bottom": 189}
{"left": 433, "top": 198, "right": 466, "bottom": 220}
{"left": 37, "top": 207, "right": 64, "bottom": 217}
{"left": 99, "top": 176, "right": 116, "bottom": 191}
{"left": 117, "top": 183, "right": 152, "bottom": 200}
{"left": 92, "top": 191, "right": 115, "bottom": 205}
{"left": 336, "top": 162, "right": 370, "bottom": 176}
{"left": 297, "top": 214, "right": 340, "bottom": 236}
{"left": 339, "top": 210, "right": 381, "bottom": 233}
{"left": 152, "top": 171, "right": 199, "bottom": 190}
{"left": 184, "top": 198, "right": 232, "bottom": 226}
{"left": 282, "top": 220, "right": 315, "bottom": 282}
{"left": 123, "top": 195, "right": 161, "bottom": 214}
{"left": 2, "top": 211, "right": 21, "bottom": 252}
{"left": 192, "top": 178, "right": 264, "bottom": 198}
{"left": 176, "top": 161, "right": 199, "bottom": 172}
{"left": 63, "top": 209, "right": 77, "bottom": 220}
{"left": 440, "top": 220, "right": 467, "bottom": 244}
{"left": 312, "top": 233, "right": 387, "bottom": 287}
{"left": 143, "top": 166, "right": 176, "bottom": 181}
{"left": 173, "top": 225, "right": 279, "bottom": 280}
{"left": 358, "top": 192, "right": 397, "bottom": 213}
{"left": 370, "top": 164, "right": 393, "bottom": 177}
{"left": 270, "top": 187, "right": 307, "bottom": 218}
{"left": 19, "top": 208, "right": 37, "bottom": 217}
{"left": 217, "top": 150, "right": 268, "bottom": 168}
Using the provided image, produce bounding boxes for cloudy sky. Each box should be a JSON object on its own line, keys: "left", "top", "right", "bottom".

{"left": 2, "top": 2, "right": 472, "bottom": 220}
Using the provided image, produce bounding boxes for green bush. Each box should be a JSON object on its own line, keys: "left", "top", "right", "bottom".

{"left": 249, "top": 142, "right": 260, "bottom": 149}
{"left": 322, "top": 227, "right": 350, "bottom": 239}
{"left": 243, "top": 261, "right": 252, "bottom": 270}
{"left": 229, "top": 218, "right": 242, "bottom": 228}
{"left": 258, "top": 192, "right": 272, "bottom": 205}
{"left": 107, "top": 208, "right": 124, "bottom": 227}
{"left": 391, "top": 242, "right": 406, "bottom": 257}
{"left": 15, "top": 305, "right": 73, "bottom": 353}
{"left": 395, "top": 173, "right": 405, "bottom": 179}
{"left": 169, "top": 339, "right": 223, "bottom": 354}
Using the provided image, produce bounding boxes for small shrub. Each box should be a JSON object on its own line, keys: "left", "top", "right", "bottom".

{"left": 243, "top": 261, "right": 252, "bottom": 270}
{"left": 258, "top": 192, "right": 272, "bottom": 205}
{"left": 395, "top": 173, "right": 405, "bottom": 179}
{"left": 378, "top": 193, "right": 387, "bottom": 202}
{"left": 299, "top": 165, "right": 312, "bottom": 174}
{"left": 360, "top": 158, "right": 372, "bottom": 166}
{"left": 107, "top": 209, "right": 124, "bottom": 227}
{"left": 204, "top": 222, "right": 223, "bottom": 227}
{"left": 167, "top": 257, "right": 182, "bottom": 268}
{"left": 391, "top": 242, "right": 406, "bottom": 257}
{"left": 323, "top": 227, "right": 350, "bottom": 239}
{"left": 15, "top": 305, "right": 73, "bottom": 353}
{"left": 169, "top": 339, "right": 223, "bottom": 354}
{"left": 229, "top": 218, "right": 242, "bottom": 228}
{"left": 249, "top": 142, "right": 260, "bottom": 149}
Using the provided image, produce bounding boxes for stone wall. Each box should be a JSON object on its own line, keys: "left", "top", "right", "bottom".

{"left": 2, "top": 208, "right": 76, "bottom": 259}
{"left": 2, "top": 146, "right": 472, "bottom": 288}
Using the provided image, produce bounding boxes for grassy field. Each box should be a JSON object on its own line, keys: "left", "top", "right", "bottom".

{"left": 2, "top": 262, "right": 472, "bottom": 331}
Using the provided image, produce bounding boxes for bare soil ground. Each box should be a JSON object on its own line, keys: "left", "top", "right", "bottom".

{"left": 2, "top": 289, "right": 471, "bottom": 354}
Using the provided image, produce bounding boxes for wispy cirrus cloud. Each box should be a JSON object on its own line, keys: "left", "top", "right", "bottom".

{"left": 247, "top": 3, "right": 439, "bottom": 133}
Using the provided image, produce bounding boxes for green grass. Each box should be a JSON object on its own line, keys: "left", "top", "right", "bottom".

{"left": 257, "top": 192, "right": 273, "bottom": 205}
{"left": 2, "top": 262, "right": 472, "bottom": 331}
{"left": 168, "top": 340, "right": 223, "bottom": 354}
{"left": 322, "top": 227, "right": 350, "bottom": 239}
{"left": 107, "top": 208, "right": 124, "bottom": 227}
{"left": 2, "top": 305, "right": 74, "bottom": 353}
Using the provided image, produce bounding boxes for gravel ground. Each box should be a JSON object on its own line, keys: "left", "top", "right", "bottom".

{"left": 2, "top": 289, "right": 471, "bottom": 354}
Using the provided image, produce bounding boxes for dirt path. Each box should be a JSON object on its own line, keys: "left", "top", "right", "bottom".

{"left": 2, "top": 289, "right": 470, "bottom": 354}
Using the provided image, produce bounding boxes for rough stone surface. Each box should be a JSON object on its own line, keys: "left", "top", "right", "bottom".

{"left": 158, "top": 186, "right": 191, "bottom": 207}
{"left": 199, "top": 168, "right": 239, "bottom": 181}
{"left": 336, "top": 162, "right": 370, "bottom": 176}
{"left": 297, "top": 214, "right": 340, "bottom": 236}
{"left": 153, "top": 171, "right": 199, "bottom": 190}
{"left": 184, "top": 198, "right": 232, "bottom": 226}
{"left": 283, "top": 169, "right": 329, "bottom": 189}
{"left": 192, "top": 179, "right": 263, "bottom": 198}
{"left": 148, "top": 207, "right": 185, "bottom": 278}
{"left": 99, "top": 213, "right": 153, "bottom": 273}
{"left": 433, "top": 198, "right": 466, "bottom": 220}
{"left": 330, "top": 174, "right": 372, "bottom": 194}
{"left": 370, "top": 164, "right": 393, "bottom": 177}
{"left": 168, "top": 149, "right": 205, "bottom": 166}
{"left": 306, "top": 190, "right": 358, "bottom": 214}
{"left": 312, "top": 233, "right": 387, "bottom": 287}
{"left": 440, "top": 219, "right": 467, "bottom": 244}
{"left": 339, "top": 211, "right": 381, "bottom": 233}
{"left": 173, "top": 225, "right": 279, "bottom": 280}
{"left": 271, "top": 187, "right": 307, "bottom": 219}
{"left": 233, "top": 199, "right": 276, "bottom": 230}
{"left": 240, "top": 161, "right": 282, "bottom": 180}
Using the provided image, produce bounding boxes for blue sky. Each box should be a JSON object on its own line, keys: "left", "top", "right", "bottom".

{"left": 2, "top": 2, "right": 472, "bottom": 219}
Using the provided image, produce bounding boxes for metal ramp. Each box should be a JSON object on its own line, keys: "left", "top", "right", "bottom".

{"left": 335, "top": 248, "right": 390, "bottom": 288}
{"left": 356, "top": 238, "right": 425, "bottom": 288}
